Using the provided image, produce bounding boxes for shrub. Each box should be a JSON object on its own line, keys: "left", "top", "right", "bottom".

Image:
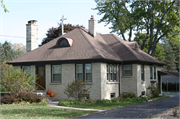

{"left": 0, "top": 94, "right": 16, "bottom": 104}
{"left": 1, "top": 65, "right": 37, "bottom": 94}
{"left": 96, "top": 99, "right": 111, "bottom": 104}
{"left": 147, "top": 85, "right": 159, "bottom": 98}
{"left": 1, "top": 92, "right": 43, "bottom": 104}
{"left": 121, "top": 92, "right": 136, "bottom": 99}
{"left": 86, "top": 100, "right": 96, "bottom": 105}
{"left": 58, "top": 99, "right": 79, "bottom": 106}
{"left": 111, "top": 98, "right": 119, "bottom": 102}
{"left": 64, "top": 79, "right": 92, "bottom": 102}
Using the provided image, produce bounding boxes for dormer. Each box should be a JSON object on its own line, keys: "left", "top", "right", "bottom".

{"left": 55, "top": 37, "right": 73, "bottom": 48}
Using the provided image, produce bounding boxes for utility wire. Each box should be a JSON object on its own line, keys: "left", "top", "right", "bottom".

{"left": 0, "top": 35, "right": 55, "bottom": 39}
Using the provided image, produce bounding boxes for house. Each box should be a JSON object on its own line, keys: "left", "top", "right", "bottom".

{"left": 8, "top": 16, "right": 165, "bottom": 100}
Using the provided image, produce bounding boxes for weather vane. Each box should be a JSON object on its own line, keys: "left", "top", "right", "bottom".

{"left": 60, "top": 15, "right": 67, "bottom": 35}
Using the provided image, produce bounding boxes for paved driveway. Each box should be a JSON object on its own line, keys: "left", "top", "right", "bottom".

{"left": 74, "top": 93, "right": 179, "bottom": 118}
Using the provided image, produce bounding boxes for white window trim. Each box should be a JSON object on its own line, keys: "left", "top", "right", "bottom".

{"left": 52, "top": 65, "right": 62, "bottom": 83}
{"left": 123, "top": 64, "right": 132, "bottom": 76}
{"left": 150, "top": 66, "right": 157, "bottom": 81}
{"left": 85, "top": 64, "right": 92, "bottom": 82}
{"left": 76, "top": 64, "right": 83, "bottom": 80}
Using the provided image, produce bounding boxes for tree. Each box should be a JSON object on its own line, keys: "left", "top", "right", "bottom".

{"left": 12, "top": 43, "right": 26, "bottom": 56}
{"left": 64, "top": 79, "right": 92, "bottom": 102}
{"left": 162, "top": 39, "right": 177, "bottom": 72}
{"left": 41, "top": 24, "right": 85, "bottom": 45}
{"left": 94, "top": 0, "right": 179, "bottom": 56}
{"left": 0, "top": 41, "right": 25, "bottom": 63}
{"left": 134, "top": 32, "right": 165, "bottom": 61}
{"left": 1, "top": 0, "right": 9, "bottom": 12}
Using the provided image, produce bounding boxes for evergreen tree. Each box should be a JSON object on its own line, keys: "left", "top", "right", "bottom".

{"left": 0, "top": 41, "right": 23, "bottom": 63}
{"left": 162, "top": 39, "right": 177, "bottom": 72}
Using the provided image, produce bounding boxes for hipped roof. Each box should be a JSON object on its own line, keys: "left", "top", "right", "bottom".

{"left": 8, "top": 27, "right": 164, "bottom": 65}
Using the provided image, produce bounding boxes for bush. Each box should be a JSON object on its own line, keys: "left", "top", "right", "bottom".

{"left": 147, "top": 85, "right": 159, "bottom": 98}
{"left": 1, "top": 92, "right": 43, "bottom": 104}
{"left": 58, "top": 99, "right": 79, "bottom": 106}
{"left": 96, "top": 99, "right": 111, "bottom": 104}
{"left": 1, "top": 94, "right": 16, "bottom": 104}
{"left": 86, "top": 100, "right": 96, "bottom": 105}
{"left": 1, "top": 64, "right": 37, "bottom": 94}
{"left": 121, "top": 92, "right": 136, "bottom": 99}
{"left": 64, "top": 79, "right": 92, "bottom": 102}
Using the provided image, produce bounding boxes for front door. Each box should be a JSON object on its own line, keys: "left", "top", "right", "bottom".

{"left": 37, "top": 66, "right": 45, "bottom": 90}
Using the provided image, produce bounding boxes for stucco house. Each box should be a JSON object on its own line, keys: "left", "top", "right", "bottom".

{"left": 8, "top": 16, "right": 164, "bottom": 100}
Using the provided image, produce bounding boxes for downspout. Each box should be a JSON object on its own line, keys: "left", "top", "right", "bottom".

{"left": 119, "top": 61, "right": 123, "bottom": 97}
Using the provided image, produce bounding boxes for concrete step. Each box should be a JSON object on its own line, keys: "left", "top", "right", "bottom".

{"left": 33, "top": 90, "right": 59, "bottom": 102}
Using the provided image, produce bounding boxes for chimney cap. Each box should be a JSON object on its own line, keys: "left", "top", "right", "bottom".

{"left": 90, "top": 15, "right": 94, "bottom": 20}
{"left": 28, "top": 20, "right": 37, "bottom": 24}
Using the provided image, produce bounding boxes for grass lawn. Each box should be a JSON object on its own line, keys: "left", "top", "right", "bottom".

{"left": 150, "top": 95, "right": 170, "bottom": 100}
{"left": 0, "top": 105, "right": 97, "bottom": 119}
{"left": 59, "top": 101, "right": 146, "bottom": 110}
{"left": 58, "top": 96, "right": 170, "bottom": 110}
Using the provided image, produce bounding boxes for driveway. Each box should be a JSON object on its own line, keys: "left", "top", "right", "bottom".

{"left": 74, "top": 93, "right": 179, "bottom": 118}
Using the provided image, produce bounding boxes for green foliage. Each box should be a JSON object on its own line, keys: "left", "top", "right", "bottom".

{"left": 134, "top": 32, "right": 165, "bottom": 61}
{"left": 121, "top": 92, "right": 136, "bottom": 99}
{"left": 94, "top": 0, "right": 179, "bottom": 56}
{"left": 1, "top": 65, "right": 37, "bottom": 94}
{"left": 0, "top": 41, "right": 25, "bottom": 63}
{"left": 173, "top": 109, "right": 177, "bottom": 117}
{"left": 162, "top": 39, "right": 177, "bottom": 72}
{"left": 1, "top": 92, "right": 43, "bottom": 104}
{"left": 147, "top": 85, "right": 159, "bottom": 98}
{"left": 96, "top": 99, "right": 111, "bottom": 104}
{"left": 58, "top": 97, "right": 148, "bottom": 107}
{"left": 1, "top": 0, "right": 9, "bottom": 12}
{"left": 64, "top": 79, "right": 92, "bottom": 102}
{"left": 58, "top": 99, "right": 79, "bottom": 106}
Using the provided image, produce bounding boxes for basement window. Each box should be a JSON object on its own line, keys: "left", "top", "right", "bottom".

{"left": 111, "top": 93, "right": 115, "bottom": 99}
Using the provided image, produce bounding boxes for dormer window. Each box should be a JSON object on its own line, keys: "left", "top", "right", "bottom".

{"left": 55, "top": 37, "right": 73, "bottom": 48}
{"left": 59, "top": 39, "right": 68, "bottom": 46}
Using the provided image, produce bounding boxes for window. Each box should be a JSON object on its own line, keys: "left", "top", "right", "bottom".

{"left": 123, "top": 65, "right": 132, "bottom": 76}
{"left": 110, "top": 65, "right": 113, "bottom": 80}
{"left": 107, "top": 64, "right": 118, "bottom": 82}
{"left": 114, "top": 65, "right": 117, "bottom": 81}
{"left": 23, "top": 66, "right": 31, "bottom": 74}
{"left": 110, "top": 93, "right": 115, "bottom": 99}
{"left": 59, "top": 39, "right": 68, "bottom": 46}
{"left": 141, "top": 65, "right": 144, "bottom": 81}
{"left": 85, "top": 64, "right": 92, "bottom": 82}
{"left": 107, "top": 64, "right": 109, "bottom": 81}
{"left": 76, "top": 64, "right": 83, "bottom": 80}
{"left": 141, "top": 91, "right": 145, "bottom": 95}
{"left": 76, "top": 64, "right": 92, "bottom": 82}
{"left": 150, "top": 66, "right": 157, "bottom": 80}
{"left": 52, "top": 65, "right": 61, "bottom": 82}
{"left": 55, "top": 37, "right": 73, "bottom": 48}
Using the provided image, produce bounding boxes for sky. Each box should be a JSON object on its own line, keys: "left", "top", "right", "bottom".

{"left": 0, "top": 0, "right": 114, "bottom": 46}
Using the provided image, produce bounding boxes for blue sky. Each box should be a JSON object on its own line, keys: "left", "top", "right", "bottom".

{"left": 0, "top": 0, "right": 113, "bottom": 46}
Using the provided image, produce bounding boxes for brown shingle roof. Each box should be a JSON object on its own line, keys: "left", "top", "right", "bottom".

{"left": 100, "top": 34, "right": 164, "bottom": 65}
{"left": 8, "top": 27, "right": 121, "bottom": 64}
{"left": 8, "top": 27, "right": 164, "bottom": 65}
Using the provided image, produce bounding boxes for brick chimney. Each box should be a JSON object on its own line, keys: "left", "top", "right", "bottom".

{"left": 88, "top": 15, "right": 96, "bottom": 37}
{"left": 26, "top": 20, "right": 38, "bottom": 53}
